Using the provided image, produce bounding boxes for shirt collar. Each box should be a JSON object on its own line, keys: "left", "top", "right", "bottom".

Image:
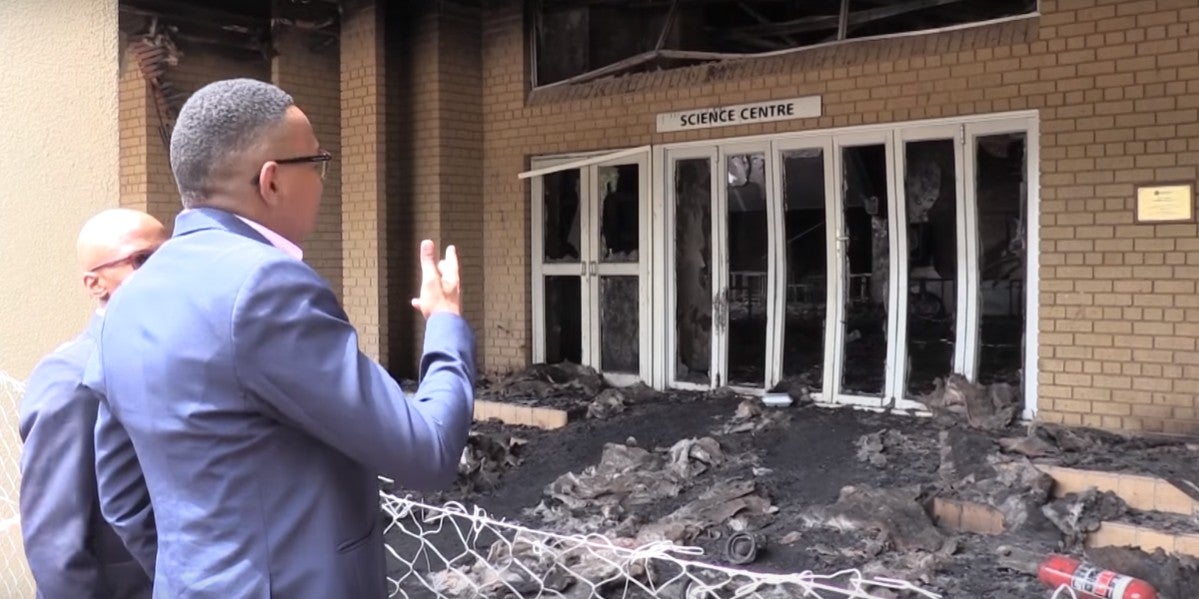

{"left": 233, "top": 215, "right": 304, "bottom": 261}
{"left": 177, "top": 208, "right": 303, "bottom": 261}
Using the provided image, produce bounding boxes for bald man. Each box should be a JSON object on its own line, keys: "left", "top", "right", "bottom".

{"left": 18, "top": 208, "right": 166, "bottom": 598}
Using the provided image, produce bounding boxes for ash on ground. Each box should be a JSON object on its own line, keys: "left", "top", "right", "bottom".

{"left": 387, "top": 363, "right": 1199, "bottom": 598}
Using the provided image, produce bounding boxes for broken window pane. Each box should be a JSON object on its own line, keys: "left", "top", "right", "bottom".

{"left": 781, "top": 148, "right": 827, "bottom": 390}
{"left": 727, "top": 152, "right": 768, "bottom": 387}
{"left": 976, "top": 133, "right": 1027, "bottom": 388}
{"left": 904, "top": 139, "right": 958, "bottom": 398}
{"left": 840, "top": 144, "right": 889, "bottom": 397}
{"left": 847, "top": 0, "right": 1036, "bottom": 40}
{"left": 544, "top": 276, "right": 582, "bottom": 365}
{"left": 543, "top": 170, "right": 581, "bottom": 263}
{"left": 674, "top": 158, "right": 712, "bottom": 385}
{"left": 598, "top": 164, "right": 639, "bottom": 263}
{"left": 600, "top": 276, "right": 639, "bottom": 374}
{"left": 532, "top": 1, "right": 1036, "bottom": 86}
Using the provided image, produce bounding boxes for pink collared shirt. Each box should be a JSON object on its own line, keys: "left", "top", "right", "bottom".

{"left": 233, "top": 215, "right": 303, "bottom": 261}
{"left": 178, "top": 209, "right": 303, "bottom": 261}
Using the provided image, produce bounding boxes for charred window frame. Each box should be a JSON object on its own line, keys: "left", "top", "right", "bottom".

{"left": 528, "top": 0, "right": 1038, "bottom": 89}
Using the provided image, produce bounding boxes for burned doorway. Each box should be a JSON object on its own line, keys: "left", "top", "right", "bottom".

{"left": 665, "top": 142, "right": 778, "bottom": 390}
{"left": 530, "top": 149, "right": 651, "bottom": 385}
{"left": 655, "top": 112, "right": 1038, "bottom": 416}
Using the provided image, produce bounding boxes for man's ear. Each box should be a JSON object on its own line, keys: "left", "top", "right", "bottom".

{"left": 257, "top": 162, "right": 280, "bottom": 207}
{"left": 83, "top": 272, "right": 108, "bottom": 301}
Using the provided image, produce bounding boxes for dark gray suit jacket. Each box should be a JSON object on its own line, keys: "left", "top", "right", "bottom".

{"left": 85, "top": 207, "right": 476, "bottom": 598}
{"left": 19, "top": 313, "right": 153, "bottom": 598}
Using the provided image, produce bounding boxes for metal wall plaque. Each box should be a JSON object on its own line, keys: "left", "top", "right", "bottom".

{"left": 1135, "top": 183, "right": 1195, "bottom": 223}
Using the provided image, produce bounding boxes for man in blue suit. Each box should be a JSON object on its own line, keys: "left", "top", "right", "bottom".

{"left": 84, "top": 78, "right": 476, "bottom": 597}
{"left": 19, "top": 208, "right": 167, "bottom": 598}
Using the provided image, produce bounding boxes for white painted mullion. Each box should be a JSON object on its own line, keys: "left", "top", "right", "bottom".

{"left": 960, "top": 125, "right": 981, "bottom": 381}
{"left": 821, "top": 138, "right": 839, "bottom": 400}
{"left": 828, "top": 141, "right": 848, "bottom": 400}
{"left": 593, "top": 263, "right": 641, "bottom": 276}
{"left": 764, "top": 142, "right": 783, "bottom": 389}
{"left": 1024, "top": 115, "right": 1041, "bottom": 420}
{"left": 539, "top": 263, "right": 584, "bottom": 276}
{"left": 640, "top": 149, "right": 654, "bottom": 387}
{"left": 885, "top": 130, "right": 906, "bottom": 408}
{"left": 713, "top": 147, "right": 729, "bottom": 388}
{"left": 530, "top": 173, "right": 547, "bottom": 364}
{"left": 663, "top": 151, "right": 679, "bottom": 389}
{"left": 653, "top": 146, "right": 669, "bottom": 390}
{"left": 580, "top": 166, "right": 597, "bottom": 369}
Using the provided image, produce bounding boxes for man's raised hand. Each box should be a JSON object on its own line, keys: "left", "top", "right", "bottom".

{"left": 411, "top": 239, "right": 461, "bottom": 318}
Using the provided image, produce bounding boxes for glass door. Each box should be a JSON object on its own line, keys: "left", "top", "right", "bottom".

{"left": 588, "top": 153, "right": 650, "bottom": 385}
{"left": 767, "top": 137, "right": 835, "bottom": 398}
{"left": 830, "top": 133, "right": 898, "bottom": 408}
{"left": 532, "top": 168, "right": 586, "bottom": 366}
{"left": 531, "top": 150, "right": 650, "bottom": 384}
{"left": 666, "top": 148, "right": 719, "bottom": 388}
{"left": 966, "top": 123, "right": 1034, "bottom": 415}
{"left": 894, "top": 125, "right": 966, "bottom": 409}
{"left": 719, "top": 142, "right": 773, "bottom": 389}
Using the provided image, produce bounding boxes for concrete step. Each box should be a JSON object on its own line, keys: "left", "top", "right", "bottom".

{"left": 1039, "top": 465, "right": 1199, "bottom": 559}
{"left": 1038, "top": 465, "right": 1199, "bottom": 516}
{"left": 933, "top": 465, "right": 1199, "bottom": 560}
{"left": 473, "top": 399, "right": 569, "bottom": 430}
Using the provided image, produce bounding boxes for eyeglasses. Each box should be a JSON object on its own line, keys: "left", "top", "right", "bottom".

{"left": 89, "top": 249, "right": 155, "bottom": 272}
{"left": 251, "top": 149, "right": 334, "bottom": 185}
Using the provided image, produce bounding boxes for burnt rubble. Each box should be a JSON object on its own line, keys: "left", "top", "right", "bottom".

{"left": 387, "top": 366, "right": 1199, "bottom": 598}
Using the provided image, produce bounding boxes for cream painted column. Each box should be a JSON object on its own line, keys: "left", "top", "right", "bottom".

{"left": 0, "top": 0, "right": 119, "bottom": 593}
{"left": 340, "top": 0, "right": 389, "bottom": 364}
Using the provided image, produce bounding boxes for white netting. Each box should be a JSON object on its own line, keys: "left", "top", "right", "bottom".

{"left": 0, "top": 372, "right": 35, "bottom": 595}
{"left": 380, "top": 491, "right": 944, "bottom": 599}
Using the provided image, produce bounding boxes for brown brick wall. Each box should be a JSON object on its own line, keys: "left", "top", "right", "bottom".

{"left": 383, "top": 1, "right": 485, "bottom": 376}
{"left": 478, "top": 0, "right": 1199, "bottom": 434}
{"left": 272, "top": 26, "right": 344, "bottom": 298}
{"left": 118, "top": 43, "right": 270, "bottom": 229}
{"left": 341, "top": 0, "right": 390, "bottom": 364}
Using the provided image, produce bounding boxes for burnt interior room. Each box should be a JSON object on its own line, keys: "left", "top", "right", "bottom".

{"left": 975, "top": 133, "right": 1028, "bottom": 390}
{"left": 531, "top": 0, "right": 1039, "bottom": 87}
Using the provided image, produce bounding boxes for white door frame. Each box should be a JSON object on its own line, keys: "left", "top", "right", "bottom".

{"left": 768, "top": 136, "right": 836, "bottom": 401}
{"left": 662, "top": 145, "right": 720, "bottom": 391}
{"left": 530, "top": 111, "right": 1040, "bottom": 419}
{"left": 892, "top": 124, "right": 966, "bottom": 412}
{"left": 964, "top": 116, "right": 1041, "bottom": 419}
{"left": 717, "top": 141, "right": 774, "bottom": 391}
{"left": 588, "top": 151, "right": 652, "bottom": 387}
{"left": 829, "top": 130, "right": 897, "bottom": 410}
{"left": 529, "top": 147, "right": 653, "bottom": 386}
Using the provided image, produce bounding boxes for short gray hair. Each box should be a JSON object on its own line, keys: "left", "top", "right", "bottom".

{"left": 169, "top": 78, "right": 294, "bottom": 208}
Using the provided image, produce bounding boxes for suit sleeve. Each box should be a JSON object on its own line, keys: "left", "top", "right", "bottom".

{"left": 83, "top": 353, "right": 158, "bottom": 578}
{"left": 232, "top": 258, "right": 476, "bottom": 490}
{"left": 18, "top": 354, "right": 104, "bottom": 598}
{"left": 93, "top": 398, "right": 157, "bottom": 577}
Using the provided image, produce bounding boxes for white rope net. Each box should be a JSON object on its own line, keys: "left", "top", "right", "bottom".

{"left": 380, "top": 491, "right": 945, "bottom": 599}
{"left": 0, "top": 372, "right": 35, "bottom": 595}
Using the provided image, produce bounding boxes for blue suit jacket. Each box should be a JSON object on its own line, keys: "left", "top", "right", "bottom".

{"left": 84, "top": 207, "right": 476, "bottom": 598}
{"left": 19, "top": 314, "right": 153, "bottom": 599}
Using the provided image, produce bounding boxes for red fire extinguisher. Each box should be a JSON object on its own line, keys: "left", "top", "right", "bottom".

{"left": 1037, "top": 554, "right": 1158, "bottom": 599}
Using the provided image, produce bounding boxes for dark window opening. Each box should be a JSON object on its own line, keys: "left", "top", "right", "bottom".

{"left": 531, "top": 0, "right": 1038, "bottom": 87}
